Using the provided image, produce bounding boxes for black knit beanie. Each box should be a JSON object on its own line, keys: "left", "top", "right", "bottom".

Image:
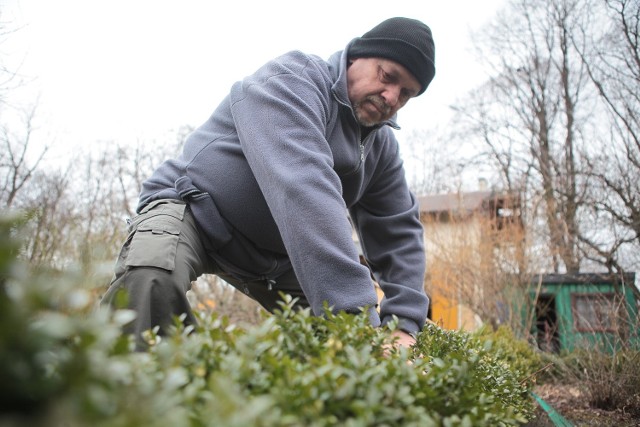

{"left": 349, "top": 17, "right": 436, "bottom": 95}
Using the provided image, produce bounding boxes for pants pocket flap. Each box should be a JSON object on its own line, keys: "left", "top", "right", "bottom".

{"left": 125, "top": 226, "right": 180, "bottom": 271}
{"left": 136, "top": 219, "right": 180, "bottom": 236}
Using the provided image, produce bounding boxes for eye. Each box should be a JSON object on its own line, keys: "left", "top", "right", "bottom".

{"left": 379, "top": 66, "right": 394, "bottom": 83}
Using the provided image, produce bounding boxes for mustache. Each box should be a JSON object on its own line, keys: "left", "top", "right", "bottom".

{"left": 363, "top": 95, "right": 391, "bottom": 116}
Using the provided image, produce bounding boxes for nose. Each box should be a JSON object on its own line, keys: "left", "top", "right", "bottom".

{"left": 381, "top": 85, "right": 401, "bottom": 108}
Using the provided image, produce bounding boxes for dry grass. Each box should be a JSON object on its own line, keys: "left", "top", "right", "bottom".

{"left": 527, "top": 382, "right": 639, "bottom": 426}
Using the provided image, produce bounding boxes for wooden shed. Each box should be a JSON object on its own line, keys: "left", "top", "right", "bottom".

{"left": 529, "top": 273, "right": 640, "bottom": 353}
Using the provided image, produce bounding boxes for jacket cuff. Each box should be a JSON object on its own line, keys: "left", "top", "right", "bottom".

{"left": 367, "top": 305, "right": 382, "bottom": 328}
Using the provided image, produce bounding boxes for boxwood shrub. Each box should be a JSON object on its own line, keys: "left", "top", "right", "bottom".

{"left": 0, "top": 215, "right": 535, "bottom": 426}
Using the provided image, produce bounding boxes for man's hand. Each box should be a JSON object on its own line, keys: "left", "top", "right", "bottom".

{"left": 382, "top": 329, "right": 416, "bottom": 357}
{"left": 389, "top": 330, "right": 416, "bottom": 349}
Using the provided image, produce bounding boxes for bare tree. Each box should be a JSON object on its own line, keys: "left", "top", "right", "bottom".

{"left": 0, "top": 14, "right": 23, "bottom": 105}
{"left": 0, "top": 16, "right": 47, "bottom": 210}
{"left": 402, "top": 128, "right": 469, "bottom": 195}
{"left": 56, "top": 137, "right": 181, "bottom": 269}
{"left": 0, "top": 13, "right": 191, "bottom": 276}
{"left": 573, "top": 0, "right": 640, "bottom": 272}
{"left": 113, "top": 129, "right": 186, "bottom": 218}
{"left": 0, "top": 104, "right": 48, "bottom": 209}
{"left": 452, "top": 0, "right": 596, "bottom": 274}
{"left": 16, "top": 135, "right": 182, "bottom": 270}
{"left": 20, "top": 167, "right": 75, "bottom": 267}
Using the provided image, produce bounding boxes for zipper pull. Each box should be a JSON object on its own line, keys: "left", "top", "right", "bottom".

{"left": 360, "top": 143, "right": 365, "bottom": 162}
{"left": 266, "top": 279, "right": 276, "bottom": 291}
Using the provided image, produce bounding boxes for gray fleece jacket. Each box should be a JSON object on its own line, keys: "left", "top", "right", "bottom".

{"left": 138, "top": 41, "right": 429, "bottom": 335}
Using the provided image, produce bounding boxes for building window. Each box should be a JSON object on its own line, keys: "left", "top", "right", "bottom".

{"left": 572, "top": 293, "right": 624, "bottom": 332}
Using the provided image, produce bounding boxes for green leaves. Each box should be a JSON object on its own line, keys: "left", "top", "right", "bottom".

{"left": 0, "top": 215, "right": 537, "bottom": 426}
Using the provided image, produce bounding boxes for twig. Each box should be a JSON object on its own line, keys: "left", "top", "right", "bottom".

{"left": 520, "top": 362, "right": 554, "bottom": 385}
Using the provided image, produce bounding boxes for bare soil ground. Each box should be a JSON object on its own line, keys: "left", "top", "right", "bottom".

{"left": 526, "top": 382, "right": 639, "bottom": 426}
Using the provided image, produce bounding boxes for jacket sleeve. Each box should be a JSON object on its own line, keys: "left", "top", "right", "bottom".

{"left": 349, "top": 130, "right": 429, "bottom": 335}
{"left": 228, "top": 53, "right": 381, "bottom": 325}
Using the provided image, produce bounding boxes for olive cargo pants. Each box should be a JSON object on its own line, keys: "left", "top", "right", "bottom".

{"left": 101, "top": 199, "right": 308, "bottom": 345}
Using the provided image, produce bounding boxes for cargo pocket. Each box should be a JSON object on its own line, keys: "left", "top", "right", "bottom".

{"left": 125, "top": 218, "right": 181, "bottom": 271}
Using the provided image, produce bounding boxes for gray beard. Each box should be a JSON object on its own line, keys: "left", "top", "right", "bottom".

{"left": 353, "top": 95, "right": 391, "bottom": 127}
{"left": 354, "top": 108, "right": 379, "bottom": 127}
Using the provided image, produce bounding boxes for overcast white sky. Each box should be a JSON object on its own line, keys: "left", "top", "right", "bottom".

{"left": 2, "top": 0, "right": 506, "bottom": 160}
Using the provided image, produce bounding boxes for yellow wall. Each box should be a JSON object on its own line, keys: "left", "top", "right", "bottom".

{"left": 427, "top": 239, "right": 481, "bottom": 331}
{"left": 430, "top": 291, "right": 458, "bottom": 329}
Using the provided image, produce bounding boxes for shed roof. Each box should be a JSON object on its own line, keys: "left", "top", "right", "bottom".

{"left": 418, "top": 191, "right": 492, "bottom": 214}
{"left": 418, "top": 190, "right": 520, "bottom": 217}
{"left": 531, "top": 273, "right": 640, "bottom": 299}
{"left": 532, "top": 272, "right": 636, "bottom": 286}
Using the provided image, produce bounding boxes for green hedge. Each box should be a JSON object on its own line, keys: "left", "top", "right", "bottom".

{"left": 0, "top": 215, "right": 536, "bottom": 426}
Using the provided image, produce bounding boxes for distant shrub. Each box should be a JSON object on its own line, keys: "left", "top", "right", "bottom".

{"left": 559, "top": 347, "right": 640, "bottom": 417}
{"left": 0, "top": 214, "right": 536, "bottom": 426}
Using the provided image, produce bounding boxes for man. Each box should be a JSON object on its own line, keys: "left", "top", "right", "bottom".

{"left": 102, "top": 17, "right": 435, "bottom": 349}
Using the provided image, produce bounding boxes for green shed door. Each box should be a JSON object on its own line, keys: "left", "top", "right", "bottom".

{"left": 535, "top": 294, "right": 560, "bottom": 352}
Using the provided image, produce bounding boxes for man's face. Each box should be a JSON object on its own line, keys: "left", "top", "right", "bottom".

{"left": 346, "top": 57, "right": 421, "bottom": 127}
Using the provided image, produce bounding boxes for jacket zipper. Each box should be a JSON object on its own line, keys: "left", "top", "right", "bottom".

{"left": 332, "top": 92, "right": 396, "bottom": 176}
